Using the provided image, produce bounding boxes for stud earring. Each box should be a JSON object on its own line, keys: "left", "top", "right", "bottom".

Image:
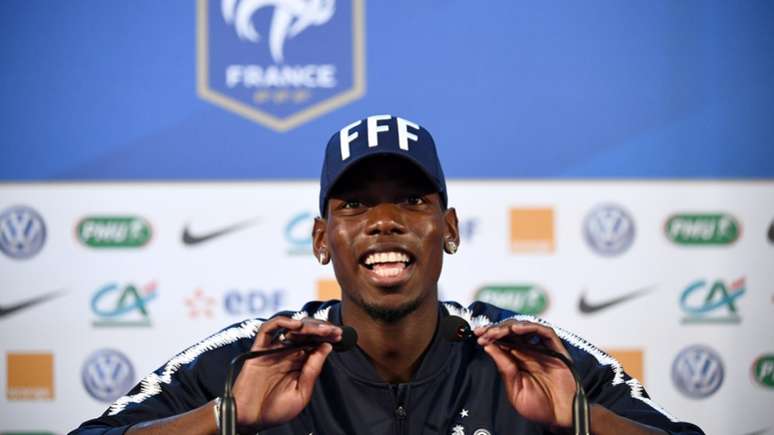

{"left": 318, "top": 250, "right": 330, "bottom": 265}
{"left": 445, "top": 240, "right": 458, "bottom": 254}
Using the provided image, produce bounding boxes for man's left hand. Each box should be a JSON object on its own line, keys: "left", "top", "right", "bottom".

{"left": 474, "top": 320, "right": 576, "bottom": 430}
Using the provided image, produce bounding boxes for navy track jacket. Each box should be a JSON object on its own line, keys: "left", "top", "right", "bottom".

{"left": 70, "top": 301, "right": 705, "bottom": 435}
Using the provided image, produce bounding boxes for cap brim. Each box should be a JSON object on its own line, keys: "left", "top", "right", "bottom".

{"left": 321, "top": 150, "right": 446, "bottom": 216}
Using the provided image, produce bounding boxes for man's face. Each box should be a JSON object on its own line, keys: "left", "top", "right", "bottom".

{"left": 314, "top": 156, "right": 458, "bottom": 323}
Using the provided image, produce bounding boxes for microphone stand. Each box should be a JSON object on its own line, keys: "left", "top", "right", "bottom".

{"left": 528, "top": 346, "right": 590, "bottom": 435}
{"left": 218, "top": 346, "right": 310, "bottom": 435}
{"left": 218, "top": 326, "right": 357, "bottom": 435}
{"left": 447, "top": 317, "right": 590, "bottom": 435}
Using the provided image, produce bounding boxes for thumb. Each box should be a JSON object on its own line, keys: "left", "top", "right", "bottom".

{"left": 298, "top": 343, "right": 333, "bottom": 398}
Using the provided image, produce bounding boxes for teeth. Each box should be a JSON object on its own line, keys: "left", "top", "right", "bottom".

{"left": 364, "top": 251, "right": 410, "bottom": 266}
{"left": 373, "top": 265, "right": 403, "bottom": 277}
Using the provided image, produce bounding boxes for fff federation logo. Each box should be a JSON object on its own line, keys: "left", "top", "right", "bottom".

{"left": 82, "top": 349, "right": 136, "bottom": 403}
{"left": 197, "top": 0, "right": 365, "bottom": 131}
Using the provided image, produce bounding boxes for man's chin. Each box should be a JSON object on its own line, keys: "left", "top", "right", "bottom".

{"left": 358, "top": 296, "right": 423, "bottom": 324}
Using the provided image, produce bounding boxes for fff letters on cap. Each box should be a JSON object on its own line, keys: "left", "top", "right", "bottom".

{"left": 319, "top": 115, "right": 448, "bottom": 215}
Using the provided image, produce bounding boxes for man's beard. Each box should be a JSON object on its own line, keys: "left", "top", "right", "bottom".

{"left": 356, "top": 294, "right": 424, "bottom": 323}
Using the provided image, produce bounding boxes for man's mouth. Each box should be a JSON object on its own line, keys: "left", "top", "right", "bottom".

{"left": 359, "top": 249, "right": 416, "bottom": 286}
{"left": 363, "top": 251, "right": 412, "bottom": 277}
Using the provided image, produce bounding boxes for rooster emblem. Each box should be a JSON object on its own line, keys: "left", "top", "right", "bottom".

{"left": 221, "top": 0, "right": 336, "bottom": 63}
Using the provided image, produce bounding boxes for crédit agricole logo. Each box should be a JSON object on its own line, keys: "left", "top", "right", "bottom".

{"left": 197, "top": 0, "right": 365, "bottom": 131}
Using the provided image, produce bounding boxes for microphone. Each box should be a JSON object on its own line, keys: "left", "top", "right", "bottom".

{"left": 441, "top": 315, "right": 546, "bottom": 348}
{"left": 441, "top": 315, "right": 590, "bottom": 435}
{"left": 278, "top": 325, "right": 358, "bottom": 352}
{"left": 335, "top": 325, "right": 359, "bottom": 351}
{"left": 440, "top": 315, "right": 472, "bottom": 342}
{"left": 219, "top": 325, "right": 358, "bottom": 435}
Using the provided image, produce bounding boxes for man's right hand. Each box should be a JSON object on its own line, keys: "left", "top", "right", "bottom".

{"left": 232, "top": 316, "right": 342, "bottom": 432}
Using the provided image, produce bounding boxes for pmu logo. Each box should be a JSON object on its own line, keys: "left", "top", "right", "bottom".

{"left": 752, "top": 354, "right": 774, "bottom": 389}
{"left": 664, "top": 213, "right": 740, "bottom": 245}
{"left": 197, "top": 0, "right": 365, "bottom": 131}
{"left": 680, "top": 277, "right": 745, "bottom": 324}
{"left": 91, "top": 282, "right": 158, "bottom": 327}
{"left": 0, "top": 205, "right": 47, "bottom": 259}
{"left": 77, "top": 216, "right": 152, "bottom": 248}
{"left": 81, "top": 349, "right": 135, "bottom": 403}
{"left": 475, "top": 285, "right": 549, "bottom": 315}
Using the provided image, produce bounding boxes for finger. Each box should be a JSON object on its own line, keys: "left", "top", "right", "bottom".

{"left": 289, "top": 319, "right": 342, "bottom": 337}
{"left": 478, "top": 320, "right": 570, "bottom": 359}
{"left": 253, "top": 317, "right": 303, "bottom": 349}
{"left": 297, "top": 342, "right": 333, "bottom": 398}
{"left": 477, "top": 324, "right": 516, "bottom": 346}
{"left": 281, "top": 349, "right": 309, "bottom": 373}
{"left": 286, "top": 318, "right": 342, "bottom": 339}
{"left": 507, "top": 323, "right": 570, "bottom": 359}
{"left": 473, "top": 326, "right": 488, "bottom": 337}
{"left": 502, "top": 345, "right": 563, "bottom": 372}
{"left": 484, "top": 344, "right": 521, "bottom": 385}
{"left": 249, "top": 346, "right": 308, "bottom": 368}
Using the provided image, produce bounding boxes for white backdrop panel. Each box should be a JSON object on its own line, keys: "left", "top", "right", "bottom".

{"left": 0, "top": 181, "right": 772, "bottom": 434}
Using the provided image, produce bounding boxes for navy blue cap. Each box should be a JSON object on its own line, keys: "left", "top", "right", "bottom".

{"left": 319, "top": 115, "right": 447, "bottom": 216}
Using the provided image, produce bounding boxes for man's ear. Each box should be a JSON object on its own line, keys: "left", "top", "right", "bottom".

{"left": 443, "top": 207, "right": 460, "bottom": 251}
{"left": 312, "top": 217, "right": 330, "bottom": 264}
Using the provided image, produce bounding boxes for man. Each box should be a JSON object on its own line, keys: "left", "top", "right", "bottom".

{"left": 71, "top": 116, "right": 704, "bottom": 434}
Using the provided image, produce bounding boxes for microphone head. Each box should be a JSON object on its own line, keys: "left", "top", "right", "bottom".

{"left": 440, "top": 315, "right": 472, "bottom": 342}
{"left": 333, "top": 325, "right": 358, "bottom": 352}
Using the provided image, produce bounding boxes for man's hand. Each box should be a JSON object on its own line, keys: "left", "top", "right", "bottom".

{"left": 232, "top": 316, "right": 342, "bottom": 432}
{"left": 475, "top": 320, "right": 576, "bottom": 430}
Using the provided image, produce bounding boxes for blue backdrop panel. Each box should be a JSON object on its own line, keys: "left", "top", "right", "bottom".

{"left": 1, "top": 0, "right": 773, "bottom": 180}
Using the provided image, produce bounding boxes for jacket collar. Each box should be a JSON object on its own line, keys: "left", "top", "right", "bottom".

{"left": 326, "top": 302, "right": 454, "bottom": 385}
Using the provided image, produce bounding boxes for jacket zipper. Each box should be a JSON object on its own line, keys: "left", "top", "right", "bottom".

{"left": 393, "top": 384, "right": 409, "bottom": 435}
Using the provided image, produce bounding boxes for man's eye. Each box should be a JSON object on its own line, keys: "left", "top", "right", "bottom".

{"left": 406, "top": 195, "right": 425, "bottom": 205}
{"left": 342, "top": 200, "right": 362, "bottom": 209}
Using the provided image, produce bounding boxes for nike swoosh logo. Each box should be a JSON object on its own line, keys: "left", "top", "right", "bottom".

{"left": 182, "top": 218, "right": 259, "bottom": 246}
{"left": 578, "top": 286, "right": 655, "bottom": 314}
{"left": 0, "top": 290, "right": 64, "bottom": 318}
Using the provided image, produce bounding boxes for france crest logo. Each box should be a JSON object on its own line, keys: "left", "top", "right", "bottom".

{"left": 197, "top": 0, "right": 366, "bottom": 131}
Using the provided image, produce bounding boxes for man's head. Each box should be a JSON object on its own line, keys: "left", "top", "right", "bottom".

{"left": 313, "top": 115, "right": 459, "bottom": 323}
{"left": 318, "top": 115, "right": 448, "bottom": 217}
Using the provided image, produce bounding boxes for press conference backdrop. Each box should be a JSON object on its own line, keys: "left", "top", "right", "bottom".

{"left": 1, "top": 1, "right": 773, "bottom": 434}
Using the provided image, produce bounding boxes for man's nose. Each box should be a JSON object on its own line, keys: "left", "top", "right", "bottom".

{"left": 365, "top": 203, "right": 407, "bottom": 236}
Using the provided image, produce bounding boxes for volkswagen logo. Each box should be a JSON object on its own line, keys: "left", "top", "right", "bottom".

{"left": 583, "top": 204, "right": 635, "bottom": 256}
{"left": 671, "top": 344, "right": 724, "bottom": 399}
{"left": 0, "top": 205, "right": 47, "bottom": 259}
{"left": 81, "top": 349, "right": 136, "bottom": 403}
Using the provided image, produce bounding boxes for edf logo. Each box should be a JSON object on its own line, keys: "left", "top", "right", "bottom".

{"left": 197, "top": 0, "right": 365, "bottom": 131}
{"left": 224, "top": 289, "right": 284, "bottom": 317}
